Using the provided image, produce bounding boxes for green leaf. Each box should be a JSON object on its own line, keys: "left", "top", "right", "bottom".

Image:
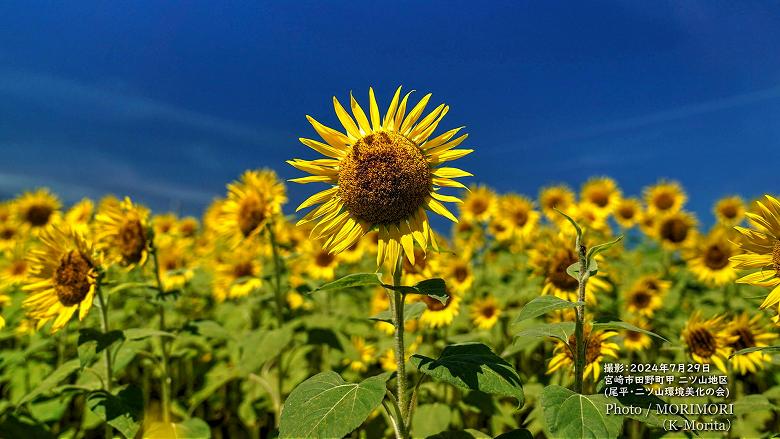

{"left": 515, "top": 296, "right": 579, "bottom": 323}
{"left": 554, "top": 208, "right": 582, "bottom": 246}
{"left": 86, "top": 385, "right": 143, "bottom": 439}
{"left": 541, "top": 385, "right": 622, "bottom": 439}
{"left": 412, "top": 403, "right": 452, "bottom": 438}
{"left": 144, "top": 418, "right": 211, "bottom": 438}
{"left": 16, "top": 359, "right": 81, "bottom": 406}
{"left": 384, "top": 278, "right": 449, "bottom": 304}
{"left": 586, "top": 235, "right": 623, "bottom": 264}
{"left": 279, "top": 371, "right": 386, "bottom": 439}
{"left": 185, "top": 320, "right": 234, "bottom": 341}
{"left": 566, "top": 260, "right": 598, "bottom": 278}
{"left": 731, "top": 345, "right": 780, "bottom": 358}
{"left": 238, "top": 325, "right": 295, "bottom": 374}
{"left": 369, "top": 302, "right": 427, "bottom": 324}
{"left": 123, "top": 328, "right": 175, "bottom": 341}
{"left": 411, "top": 343, "right": 524, "bottom": 407}
{"left": 77, "top": 328, "right": 124, "bottom": 368}
{"left": 494, "top": 429, "right": 534, "bottom": 439}
{"left": 592, "top": 320, "right": 668, "bottom": 342}
{"left": 312, "top": 273, "right": 382, "bottom": 293}
{"left": 515, "top": 322, "right": 575, "bottom": 344}
{"left": 733, "top": 395, "right": 777, "bottom": 415}
{"left": 188, "top": 364, "right": 238, "bottom": 412}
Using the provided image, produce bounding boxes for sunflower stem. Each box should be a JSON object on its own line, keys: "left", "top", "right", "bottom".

{"left": 266, "top": 222, "right": 285, "bottom": 428}
{"left": 150, "top": 244, "right": 172, "bottom": 424}
{"left": 95, "top": 284, "right": 113, "bottom": 438}
{"left": 574, "top": 242, "right": 588, "bottom": 395}
{"left": 389, "top": 254, "right": 409, "bottom": 437}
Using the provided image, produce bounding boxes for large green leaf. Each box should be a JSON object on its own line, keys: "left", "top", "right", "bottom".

{"left": 238, "top": 325, "right": 294, "bottom": 374}
{"left": 312, "top": 273, "right": 382, "bottom": 293}
{"left": 279, "top": 371, "right": 386, "bottom": 439}
{"left": 87, "top": 385, "right": 144, "bottom": 439}
{"left": 411, "top": 343, "right": 524, "bottom": 407}
{"left": 412, "top": 403, "right": 452, "bottom": 437}
{"left": 384, "top": 278, "right": 449, "bottom": 304}
{"left": 541, "top": 385, "right": 622, "bottom": 439}
{"left": 16, "top": 358, "right": 81, "bottom": 406}
{"left": 515, "top": 322, "right": 575, "bottom": 344}
{"left": 123, "top": 328, "right": 175, "bottom": 341}
{"left": 586, "top": 235, "right": 623, "bottom": 265}
{"left": 592, "top": 320, "right": 668, "bottom": 342}
{"left": 77, "top": 328, "right": 124, "bottom": 368}
{"left": 515, "top": 296, "right": 579, "bottom": 323}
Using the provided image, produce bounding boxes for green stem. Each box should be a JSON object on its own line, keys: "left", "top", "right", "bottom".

{"left": 389, "top": 255, "right": 409, "bottom": 436}
{"left": 385, "top": 389, "right": 408, "bottom": 439}
{"left": 574, "top": 242, "right": 588, "bottom": 395}
{"left": 266, "top": 223, "right": 285, "bottom": 428}
{"left": 150, "top": 245, "right": 172, "bottom": 424}
{"left": 95, "top": 285, "right": 113, "bottom": 438}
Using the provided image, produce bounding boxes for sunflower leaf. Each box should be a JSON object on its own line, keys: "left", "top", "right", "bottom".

{"left": 586, "top": 235, "right": 624, "bottom": 266}
{"left": 541, "top": 385, "right": 622, "bottom": 439}
{"left": 515, "top": 296, "right": 581, "bottom": 323}
{"left": 86, "top": 385, "right": 144, "bottom": 439}
{"left": 592, "top": 320, "right": 668, "bottom": 342}
{"left": 312, "top": 273, "right": 383, "bottom": 293}
{"left": 369, "top": 302, "right": 428, "bottom": 324}
{"left": 730, "top": 345, "right": 780, "bottom": 358}
{"left": 514, "top": 322, "right": 576, "bottom": 344}
{"left": 77, "top": 328, "right": 125, "bottom": 368}
{"left": 554, "top": 208, "right": 582, "bottom": 247}
{"left": 383, "top": 278, "right": 449, "bottom": 304}
{"left": 16, "top": 359, "right": 81, "bottom": 406}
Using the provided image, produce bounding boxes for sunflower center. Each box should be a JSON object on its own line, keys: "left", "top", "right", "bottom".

{"left": 720, "top": 204, "right": 738, "bottom": 219}
{"left": 54, "top": 250, "right": 93, "bottom": 306}
{"left": 315, "top": 251, "right": 335, "bottom": 267}
{"left": 773, "top": 241, "right": 780, "bottom": 273}
{"left": 470, "top": 199, "right": 489, "bottom": 215}
{"left": 654, "top": 193, "right": 675, "bottom": 210}
{"left": 625, "top": 331, "right": 643, "bottom": 342}
{"left": 422, "top": 294, "right": 450, "bottom": 312}
{"left": 730, "top": 327, "right": 756, "bottom": 351}
{"left": 10, "top": 260, "right": 27, "bottom": 276}
{"left": 454, "top": 265, "right": 469, "bottom": 283}
{"left": 338, "top": 131, "right": 431, "bottom": 225}
{"left": 118, "top": 219, "right": 147, "bottom": 263}
{"left": 617, "top": 205, "right": 636, "bottom": 220}
{"left": 589, "top": 191, "right": 609, "bottom": 208}
{"left": 481, "top": 305, "right": 496, "bottom": 318}
{"left": 549, "top": 251, "right": 579, "bottom": 291}
{"left": 26, "top": 204, "right": 54, "bottom": 226}
{"left": 513, "top": 210, "right": 528, "bottom": 226}
{"left": 237, "top": 194, "right": 266, "bottom": 237}
{"left": 233, "top": 261, "right": 254, "bottom": 278}
{"left": 630, "top": 290, "right": 652, "bottom": 308}
{"left": 545, "top": 195, "right": 563, "bottom": 210}
{"left": 403, "top": 248, "right": 427, "bottom": 274}
{"left": 687, "top": 327, "right": 717, "bottom": 358}
{"left": 659, "top": 217, "right": 689, "bottom": 243}
{"left": 0, "top": 226, "right": 15, "bottom": 240}
{"left": 704, "top": 243, "right": 730, "bottom": 270}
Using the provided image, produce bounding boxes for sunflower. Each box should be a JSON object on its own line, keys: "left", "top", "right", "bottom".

{"left": 15, "top": 189, "right": 61, "bottom": 230}
{"left": 22, "top": 225, "right": 101, "bottom": 333}
{"left": 726, "top": 313, "right": 775, "bottom": 375}
{"left": 714, "top": 196, "right": 745, "bottom": 227}
{"left": 154, "top": 238, "right": 192, "bottom": 292}
{"left": 491, "top": 194, "right": 539, "bottom": 242}
{"left": 539, "top": 185, "right": 576, "bottom": 222}
{"left": 730, "top": 195, "right": 780, "bottom": 309}
{"left": 644, "top": 180, "right": 686, "bottom": 215}
{"left": 94, "top": 197, "right": 151, "bottom": 269}
{"left": 379, "top": 337, "right": 421, "bottom": 372}
{"left": 470, "top": 296, "right": 501, "bottom": 330}
{"left": 212, "top": 243, "right": 262, "bottom": 302}
{"left": 613, "top": 197, "right": 642, "bottom": 229}
{"left": 460, "top": 185, "right": 497, "bottom": 223}
{"left": 435, "top": 251, "right": 474, "bottom": 295}
{"left": 216, "top": 169, "right": 287, "bottom": 247}
{"left": 624, "top": 275, "right": 669, "bottom": 318}
{"left": 0, "top": 220, "right": 22, "bottom": 252}
{"left": 344, "top": 336, "right": 376, "bottom": 373}
{"left": 288, "top": 86, "right": 472, "bottom": 267}
{"left": 638, "top": 211, "right": 657, "bottom": 239}
{"left": 622, "top": 320, "right": 653, "bottom": 352}
{"left": 0, "top": 245, "right": 32, "bottom": 288}
{"left": 570, "top": 202, "right": 610, "bottom": 234}
{"left": 681, "top": 312, "right": 736, "bottom": 373}
{"left": 418, "top": 288, "right": 461, "bottom": 329}
{"left": 655, "top": 211, "right": 697, "bottom": 250}
{"left": 304, "top": 240, "right": 341, "bottom": 281}
{"left": 580, "top": 177, "right": 621, "bottom": 215}
{"left": 547, "top": 327, "right": 619, "bottom": 382}
{"left": 685, "top": 228, "right": 738, "bottom": 286}
{"left": 64, "top": 198, "right": 94, "bottom": 234}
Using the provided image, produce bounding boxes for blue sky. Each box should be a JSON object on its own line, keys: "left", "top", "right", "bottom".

{"left": 0, "top": 1, "right": 778, "bottom": 225}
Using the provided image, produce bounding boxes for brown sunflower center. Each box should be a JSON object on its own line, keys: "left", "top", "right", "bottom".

{"left": 687, "top": 327, "right": 717, "bottom": 358}
{"left": 470, "top": 199, "right": 488, "bottom": 215}
{"left": 454, "top": 265, "right": 469, "bottom": 283}
{"left": 625, "top": 331, "right": 643, "bottom": 342}
{"left": 0, "top": 226, "right": 15, "bottom": 240}
{"left": 654, "top": 192, "right": 675, "bottom": 210}
{"left": 549, "top": 251, "right": 579, "bottom": 291}
{"left": 233, "top": 261, "right": 254, "bottom": 278}
{"left": 10, "top": 260, "right": 27, "bottom": 276}
{"left": 730, "top": 326, "right": 756, "bottom": 351}
{"left": 238, "top": 194, "right": 267, "bottom": 237}
{"left": 118, "top": 219, "right": 147, "bottom": 263}
{"left": 703, "top": 243, "right": 730, "bottom": 270}
{"left": 617, "top": 205, "right": 636, "bottom": 220}
{"left": 630, "top": 290, "right": 652, "bottom": 308}
{"left": 773, "top": 241, "right": 780, "bottom": 273}
{"left": 402, "top": 248, "right": 427, "bottom": 274}
{"left": 545, "top": 195, "right": 563, "bottom": 210}
{"left": 659, "top": 217, "right": 689, "bottom": 244}
{"left": 315, "top": 251, "right": 335, "bottom": 267}
{"left": 26, "top": 204, "right": 54, "bottom": 227}
{"left": 720, "top": 204, "right": 738, "bottom": 219}
{"left": 589, "top": 191, "right": 609, "bottom": 208}
{"left": 513, "top": 209, "right": 528, "bottom": 226}
{"left": 54, "top": 250, "right": 93, "bottom": 306}
{"left": 422, "top": 294, "right": 450, "bottom": 312}
{"left": 480, "top": 305, "right": 496, "bottom": 318}
{"left": 338, "top": 131, "right": 431, "bottom": 225}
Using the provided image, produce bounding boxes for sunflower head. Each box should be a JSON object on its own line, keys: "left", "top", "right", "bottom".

{"left": 289, "top": 86, "right": 472, "bottom": 267}
{"left": 15, "top": 189, "right": 61, "bottom": 230}
{"left": 95, "top": 197, "right": 151, "bottom": 268}
{"left": 460, "top": 185, "right": 497, "bottom": 223}
{"left": 685, "top": 227, "right": 737, "bottom": 286}
{"left": 623, "top": 320, "right": 653, "bottom": 352}
{"left": 580, "top": 177, "right": 621, "bottom": 213}
{"left": 211, "top": 243, "right": 262, "bottom": 302}
{"left": 614, "top": 198, "right": 642, "bottom": 229}
{"left": 539, "top": 185, "right": 576, "bottom": 221}
{"left": 682, "top": 312, "right": 736, "bottom": 372}
{"left": 217, "top": 169, "right": 287, "bottom": 246}
{"left": 418, "top": 288, "right": 461, "bottom": 329}
{"left": 727, "top": 313, "right": 775, "bottom": 375}
{"left": 547, "top": 326, "right": 619, "bottom": 381}
{"left": 644, "top": 180, "right": 686, "bottom": 215}
{"left": 470, "top": 296, "right": 501, "bottom": 330}
{"left": 714, "top": 196, "right": 745, "bottom": 226}
{"left": 655, "top": 211, "right": 697, "bottom": 250}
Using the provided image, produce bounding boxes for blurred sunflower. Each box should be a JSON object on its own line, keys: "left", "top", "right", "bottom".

{"left": 638, "top": 211, "right": 657, "bottom": 239}
{"left": 571, "top": 202, "right": 610, "bottom": 234}
{"left": 685, "top": 228, "right": 738, "bottom": 286}
{"left": 216, "top": 170, "right": 287, "bottom": 247}
{"left": 64, "top": 198, "right": 94, "bottom": 235}
{"left": 340, "top": 239, "right": 365, "bottom": 264}
{"left": 624, "top": 275, "right": 669, "bottom": 318}
{"left": 22, "top": 225, "right": 101, "bottom": 333}
{"left": 212, "top": 243, "right": 262, "bottom": 302}
{"left": 726, "top": 313, "right": 775, "bottom": 375}
{"left": 380, "top": 337, "right": 420, "bottom": 372}
{"left": 289, "top": 86, "right": 472, "bottom": 267}
{"left": 613, "top": 198, "right": 642, "bottom": 229}
{"left": 419, "top": 289, "right": 461, "bottom": 329}
{"left": 622, "top": 320, "right": 653, "bottom": 352}
{"left": 435, "top": 251, "right": 474, "bottom": 295}
{"left": 655, "top": 211, "right": 697, "bottom": 250}
{"left": 0, "top": 220, "right": 22, "bottom": 252}
{"left": 0, "top": 245, "right": 31, "bottom": 288}
{"left": 681, "top": 312, "right": 736, "bottom": 373}
{"left": 644, "top": 180, "right": 686, "bottom": 215}
{"left": 402, "top": 247, "right": 432, "bottom": 285}
{"left": 539, "top": 185, "right": 576, "bottom": 222}
{"left": 94, "top": 197, "right": 151, "bottom": 268}
{"left": 580, "top": 177, "right": 621, "bottom": 215}
{"left": 154, "top": 238, "right": 193, "bottom": 292}
{"left": 15, "top": 189, "right": 61, "bottom": 231}
{"left": 547, "top": 327, "right": 619, "bottom": 382}
{"left": 714, "top": 196, "right": 745, "bottom": 227}
{"left": 470, "top": 296, "right": 501, "bottom": 330}
{"left": 344, "top": 336, "right": 376, "bottom": 373}
{"left": 730, "top": 195, "right": 780, "bottom": 309}
{"left": 491, "top": 194, "right": 539, "bottom": 242}
{"left": 304, "top": 240, "right": 341, "bottom": 281}
{"left": 459, "top": 185, "right": 497, "bottom": 223}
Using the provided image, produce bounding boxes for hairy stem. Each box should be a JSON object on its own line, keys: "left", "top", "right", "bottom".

{"left": 574, "top": 243, "right": 588, "bottom": 394}
{"left": 390, "top": 254, "right": 409, "bottom": 436}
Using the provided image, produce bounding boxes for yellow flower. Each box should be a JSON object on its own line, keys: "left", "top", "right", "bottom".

{"left": 714, "top": 196, "right": 745, "bottom": 227}
{"left": 22, "top": 225, "right": 101, "bottom": 333}
{"left": 731, "top": 195, "right": 780, "bottom": 309}
{"left": 684, "top": 227, "right": 738, "bottom": 286}
{"left": 380, "top": 337, "right": 421, "bottom": 372}
{"left": 655, "top": 211, "right": 697, "bottom": 250}
{"left": 94, "top": 197, "right": 151, "bottom": 269}
{"left": 570, "top": 202, "right": 610, "bottom": 234}
{"left": 539, "top": 185, "right": 576, "bottom": 222}
{"left": 434, "top": 251, "right": 473, "bottom": 295}
{"left": 613, "top": 198, "right": 642, "bottom": 229}
{"left": 64, "top": 198, "right": 94, "bottom": 235}
{"left": 287, "top": 291, "right": 311, "bottom": 310}
{"left": 637, "top": 210, "right": 657, "bottom": 239}
{"left": 418, "top": 289, "right": 461, "bottom": 329}
{"left": 726, "top": 312, "right": 775, "bottom": 375}
{"left": 622, "top": 320, "right": 653, "bottom": 352}
{"left": 15, "top": 189, "right": 61, "bottom": 231}
{"left": 624, "top": 275, "right": 669, "bottom": 318}
{"left": 0, "top": 245, "right": 32, "bottom": 288}
{"left": 216, "top": 169, "right": 287, "bottom": 247}
{"left": 547, "top": 327, "right": 619, "bottom": 382}
{"left": 288, "top": 86, "right": 472, "bottom": 267}
{"left": 153, "top": 238, "right": 193, "bottom": 292}
{"left": 459, "top": 185, "right": 497, "bottom": 223}
{"left": 644, "top": 180, "right": 686, "bottom": 215}
{"left": 491, "top": 194, "right": 539, "bottom": 242}
{"left": 0, "top": 220, "right": 22, "bottom": 252}
{"left": 681, "top": 312, "right": 736, "bottom": 373}
{"left": 470, "top": 296, "right": 501, "bottom": 330}
{"left": 302, "top": 240, "right": 341, "bottom": 281}
{"left": 580, "top": 177, "right": 621, "bottom": 215}
{"left": 211, "top": 243, "right": 262, "bottom": 302}
{"left": 344, "top": 336, "right": 376, "bottom": 372}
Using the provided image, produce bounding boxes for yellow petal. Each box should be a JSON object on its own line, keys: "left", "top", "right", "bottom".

{"left": 333, "top": 97, "right": 362, "bottom": 139}
{"left": 350, "top": 92, "right": 372, "bottom": 135}
{"left": 368, "top": 87, "right": 381, "bottom": 132}
{"left": 427, "top": 198, "right": 458, "bottom": 222}
{"left": 306, "top": 115, "right": 350, "bottom": 149}
{"left": 296, "top": 187, "right": 338, "bottom": 212}
{"left": 383, "top": 86, "right": 402, "bottom": 130}
{"left": 400, "top": 93, "right": 432, "bottom": 134}
{"left": 299, "top": 137, "right": 344, "bottom": 159}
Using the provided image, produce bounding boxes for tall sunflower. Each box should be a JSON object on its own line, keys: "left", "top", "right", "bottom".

{"left": 684, "top": 227, "right": 738, "bottom": 286}
{"left": 547, "top": 327, "right": 619, "bottom": 382}
{"left": 94, "top": 197, "right": 151, "bottom": 269}
{"left": 681, "top": 312, "right": 736, "bottom": 373}
{"left": 216, "top": 170, "right": 287, "bottom": 247}
{"left": 211, "top": 243, "right": 263, "bottom": 302}
{"left": 644, "top": 180, "right": 686, "bottom": 215}
{"left": 730, "top": 195, "right": 780, "bottom": 309}
{"left": 288, "top": 86, "right": 472, "bottom": 267}
{"left": 580, "top": 177, "right": 621, "bottom": 215}
{"left": 22, "top": 225, "right": 101, "bottom": 333}
{"left": 726, "top": 313, "right": 775, "bottom": 375}
{"left": 714, "top": 196, "right": 745, "bottom": 227}
{"left": 15, "top": 189, "right": 61, "bottom": 231}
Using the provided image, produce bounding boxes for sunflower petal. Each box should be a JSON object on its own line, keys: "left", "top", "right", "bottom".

{"left": 333, "top": 97, "right": 362, "bottom": 139}
{"left": 350, "top": 92, "right": 372, "bottom": 135}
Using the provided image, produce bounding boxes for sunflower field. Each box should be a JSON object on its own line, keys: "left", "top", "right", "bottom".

{"left": 1, "top": 87, "right": 780, "bottom": 439}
